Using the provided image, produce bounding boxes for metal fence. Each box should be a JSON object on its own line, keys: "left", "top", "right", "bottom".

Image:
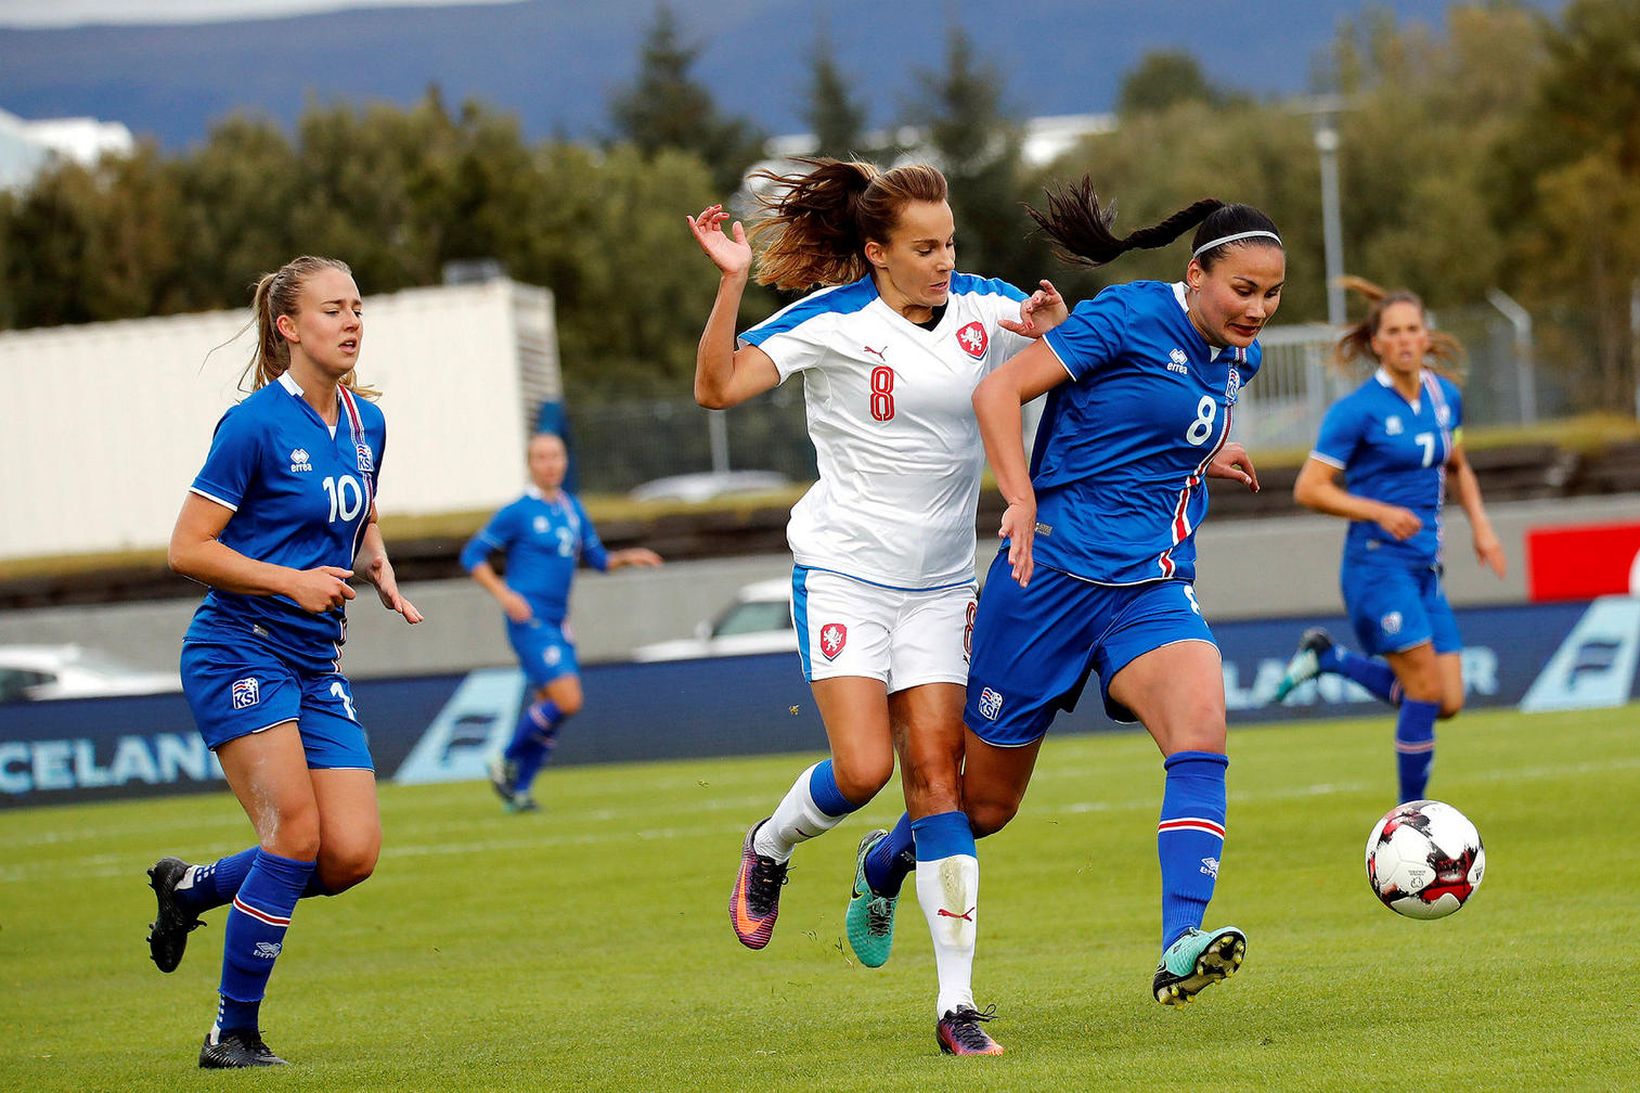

{"left": 1232, "top": 306, "right": 1565, "bottom": 452}
{"left": 568, "top": 310, "right": 1566, "bottom": 495}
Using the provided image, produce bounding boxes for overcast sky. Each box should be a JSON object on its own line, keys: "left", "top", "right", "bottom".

{"left": 0, "top": 0, "right": 519, "bottom": 27}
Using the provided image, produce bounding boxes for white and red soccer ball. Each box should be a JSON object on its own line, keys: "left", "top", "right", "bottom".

{"left": 1365, "top": 800, "right": 1485, "bottom": 920}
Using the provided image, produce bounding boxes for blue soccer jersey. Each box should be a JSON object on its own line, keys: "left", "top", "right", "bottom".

{"left": 1311, "top": 368, "right": 1462, "bottom": 567}
{"left": 184, "top": 373, "right": 385, "bottom": 670}
{"left": 1031, "top": 281, "right": 1260, "bottom": 584}
{"left": 460, "top": 487, "right": 610, "bottom": 623}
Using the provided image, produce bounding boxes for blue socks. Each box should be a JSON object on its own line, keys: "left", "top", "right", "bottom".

{"left": 910, "top": 810, "right": 975, "bottom": 861}
{"left": 1158, "top": 751, "right": 1228, "bottom": 949}
{"left": 1395, "top": 699, "right": 1439, "bottom": 803}
{"left": 216, "top": 849, "right": 315, "bottom": 1035}
{"left": 175, "top": 847, "right": 258, "bottom": 915}
{"left": 864, "top": 811, "right": 918, "bottom": 897}
{"left": 177, "top": 846, "right": 334, "bottom": 914}
{"left": 1319, "top": 645, "right": 1402, "bottom": 705}
{"left": 505, "top": 698, "right": 565, "bottom": 792}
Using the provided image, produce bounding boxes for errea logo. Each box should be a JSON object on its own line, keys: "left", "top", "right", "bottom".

{"left": 289, "top": 448, "right": 313, "bottom": 473}
{"left": 1167, "top": 348, "right": 1189, "bottom": 374}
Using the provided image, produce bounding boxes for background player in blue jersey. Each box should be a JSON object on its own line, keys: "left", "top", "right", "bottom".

{"left": 1273, "top": 277, "right": 1506, "bottom": 802}
{"left": 463, "top": 431, "right": 662, "bottom": 812}
{"left": 855, "top": 181, "right": 1277, "bottom": 1018}
{"left": 145, "top": 256, "right": 423, "bottom": 1069}
{"left": 688, "top": 157, "right": 1064, "bottom": 1056}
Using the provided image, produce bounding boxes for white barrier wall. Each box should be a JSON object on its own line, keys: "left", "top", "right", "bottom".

{"left": 0, "top": 279, "right": 560, "bottom": 561}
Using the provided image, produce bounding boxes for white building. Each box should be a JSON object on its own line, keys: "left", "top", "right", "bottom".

{"left": 0, "top": 106, "right": 135, "bottom": 190}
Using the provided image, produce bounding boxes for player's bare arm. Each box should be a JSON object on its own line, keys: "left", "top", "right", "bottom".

{"left": 687, "top": 204, "right": 781, "bottom": 409}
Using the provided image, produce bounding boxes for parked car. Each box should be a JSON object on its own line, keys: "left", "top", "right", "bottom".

{"left": 0, "top": 644, "right": 182, "bottom": 702}
{"left": 628, "top": 470, "right": 792, "bottom": 504}
{"left": 630, "top": 579, "right": 797, "bottom": 662}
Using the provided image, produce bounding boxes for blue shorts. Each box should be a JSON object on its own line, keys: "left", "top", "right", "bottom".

{"left": 507, "top": 618, "right": 579, "bottom": 689}
{"left": 964, "top": 556, "right": 1217, "bottom": 747}
{"left": 1341, "top": 560, "right": 1460, "bottom": 657}
{"left": 180, "top": 637, "right": 371, "bottom": 770}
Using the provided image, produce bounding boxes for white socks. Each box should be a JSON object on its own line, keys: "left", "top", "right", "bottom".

{"left": 754, "top": 762, "right": 848, "bottom": 861}
{"left": 916, "top": 853, "right": 979, "bottom": 1017}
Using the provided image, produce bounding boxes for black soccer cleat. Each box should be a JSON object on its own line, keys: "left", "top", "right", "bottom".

{"left": 198, "top": 1029, "right": 288, "bottom": 1068}
{"left": 147, "top": 856, "right": 205, "bottom": 973}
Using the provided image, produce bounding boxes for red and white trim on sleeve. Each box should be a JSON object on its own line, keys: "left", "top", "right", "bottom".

{"left": 1156, "top": 404, "right": 1233, "bottom": 578}
{"left": 1157, "top": 816, "right": 1227, "bottom": 838}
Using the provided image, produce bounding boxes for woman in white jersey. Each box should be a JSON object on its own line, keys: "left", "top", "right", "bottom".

{"left": 687, "top": 157, "right": 1064, "bottom": 1056}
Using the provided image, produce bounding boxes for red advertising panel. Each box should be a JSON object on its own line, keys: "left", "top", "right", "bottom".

{"left": 1525, "top": 521, "right": 1640, "bottom": 602}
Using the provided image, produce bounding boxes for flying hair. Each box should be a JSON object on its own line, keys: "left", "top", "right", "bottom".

{"left": 1332, "top": 276, "right": 1465, "bottom": 380}
{"left": 1024, "top": 176, "right": 1280, "bottom": 271}
{"left": 747, "top": 156, "right": 948, "bottom": 291}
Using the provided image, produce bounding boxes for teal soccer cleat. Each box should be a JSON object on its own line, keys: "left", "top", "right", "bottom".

{"left": 1271, "top": 628, "right": 1334, "bottom": 703}
{"left": 1152, "top": 925, "right": 1246, "bottom": 1006}
{"left": 845, "top": 829, "right": 899, "bottom": 968}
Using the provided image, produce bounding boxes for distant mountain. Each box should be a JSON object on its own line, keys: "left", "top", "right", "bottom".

{"left": 0, "top": 0, "right": 1565, "bottom": 150}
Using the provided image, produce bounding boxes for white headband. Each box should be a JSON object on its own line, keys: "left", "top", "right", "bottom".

{"left": 1191, "top": 229, "right": 1282, "bottom": 260}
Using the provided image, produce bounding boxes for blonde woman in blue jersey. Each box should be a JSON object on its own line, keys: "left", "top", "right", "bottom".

{"left": 858, "top": 181, "right": 1277, "bottom": 1022}
{"left": 463, "top": 431, "right": 663, "bottom": 812}
{"left": 144, "top": 256, "right": 422, "bottom": 1069}
{"left": 688, "top": 157, "right": 1065, "bottom": 1055}
{"left": 1272, "top": 278, "right": 1505, "bottom": 802}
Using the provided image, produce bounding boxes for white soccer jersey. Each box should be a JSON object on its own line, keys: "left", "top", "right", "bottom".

{"left": 740, "top": 271, "right": 1033, "bottom": 588}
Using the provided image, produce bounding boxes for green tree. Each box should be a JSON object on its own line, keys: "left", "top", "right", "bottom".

{"left": 1117, "top": 50, "right": 1222, "bottom": 116}
{"left": 805, "top": 26, "right": 868, "bottom": 159}
{"left": 607, "top": 3, "right": 766, "bottom": 194}
{"left": 905, "top": 25, "right": 1045, "bottom": 286}
{"left": 1498, "top": 0, "right": 1640, "bottom": 409}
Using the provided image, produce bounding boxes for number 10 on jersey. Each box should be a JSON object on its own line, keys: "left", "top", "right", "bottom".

{"left": 322, "top": 474, "right": 366, "bottom": 523}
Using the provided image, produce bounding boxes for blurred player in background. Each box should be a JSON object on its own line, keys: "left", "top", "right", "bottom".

{"left": 462, "top": 431, "right": 662, "bottom": 812}
{"left": 861, "top": 183, "right": 1276, "bottom": 1016}
{"left": 1273, "top": 278, "right": 1506, "bottom": 802}
{"left": 146, "top": 256, "right": 423, "bottom": 1068}
{"left": 687, "top": 156, "right": 1064, "bottom": 1056}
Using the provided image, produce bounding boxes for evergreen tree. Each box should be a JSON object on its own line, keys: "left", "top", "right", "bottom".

{"left": 905, "top": 25, "right": 1042, "bottom": 285}
{"left": 805, "top": 25, "right": 868, "bottom": 160}
{"left": 608, "top": 3, "right": 765, "bottom": 194}
{"left": 1117, "top": 50, "right": 1222, "bottom": 116}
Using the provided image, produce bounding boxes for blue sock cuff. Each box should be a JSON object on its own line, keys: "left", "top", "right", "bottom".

{"left": 911, "top": 810, "right": 976, "bottom": 861}
{"left": 808, "top": 760, "right": 860, "bottom": 818}
{"left": 1164, "top": 750, "right": 1228, "bottom": 772}
{"left": 248, "top": 850, "right": 316, "bottom": 904}
{"left": 1396, "top": 698, "right": 1439, "bottom": 741}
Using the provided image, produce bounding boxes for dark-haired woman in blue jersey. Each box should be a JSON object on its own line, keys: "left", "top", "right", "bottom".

{"left": 144, "top": 256, "right": 422, "bottom": 1069}
{"left": 1272, "top": 277, "right": 1505, "bottom": 802}
{"left": 854, "top": 181, "right": 1276, "bottom": 1022}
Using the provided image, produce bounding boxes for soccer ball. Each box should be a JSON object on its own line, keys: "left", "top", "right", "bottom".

{"left": 1364, "top": 800, "right": 1485, "bottom": 920}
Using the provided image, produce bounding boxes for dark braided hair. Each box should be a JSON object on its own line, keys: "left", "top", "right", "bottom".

{"left": 1026, "top": 176, "right": 1280, "bottom": 270}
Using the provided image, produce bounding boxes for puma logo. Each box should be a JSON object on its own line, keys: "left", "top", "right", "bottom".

{"left": 863, "top": 345, "right": 888, "bottom": 362}
{"left": 937, "top": 906, "right": 975, "bottom": 922}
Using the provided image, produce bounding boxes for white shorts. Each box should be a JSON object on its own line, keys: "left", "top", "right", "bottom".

{"left": 792, "top": 565, "right": 977, "bottom": 694}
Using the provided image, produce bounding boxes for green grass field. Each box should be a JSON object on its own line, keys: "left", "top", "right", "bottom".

{"left": 4, "top": 705, "right": 1638, "bottom": 1090}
